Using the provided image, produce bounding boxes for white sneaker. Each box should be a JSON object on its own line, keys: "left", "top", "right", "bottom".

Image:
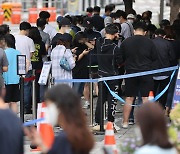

{"left": 122, "top": 122, "right": 128, "bottom": 129}
{"left": 113, "top": 123, "right": 120, "bottom": 131}
{"left": 83, "top": 101, "right": 90, "bottom": 109}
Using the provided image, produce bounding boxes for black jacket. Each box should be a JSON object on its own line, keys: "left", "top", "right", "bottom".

{"left": 92, "top": 14, "right": 104, "bottom": 32}
{"left": 96, "top": 38, "right": 121, "bottom": 77}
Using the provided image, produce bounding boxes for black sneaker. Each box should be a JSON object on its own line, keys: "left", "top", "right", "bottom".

{"left": 129, "top": 119, "right": 135, "bottom": 125}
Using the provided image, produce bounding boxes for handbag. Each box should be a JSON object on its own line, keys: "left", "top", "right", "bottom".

{"left": 60, "top": 49, "right": 71, "bottom": 71}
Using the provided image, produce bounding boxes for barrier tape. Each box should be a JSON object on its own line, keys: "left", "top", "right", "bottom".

{"left": 55, "top": 66, "right": 178, "bottom": 83}
{"left": 24, "top": 76, "right": 36, "bottom": 82}
{"left": 104, "top": 69, "right": 176, "bottom": 107}
{"left": 23, "top": 118, "right": 45, "bottom": 126}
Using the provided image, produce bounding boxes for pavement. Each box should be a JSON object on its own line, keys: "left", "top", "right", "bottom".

{"left": 22, "top": 98, "right": 138, "bottom": 154}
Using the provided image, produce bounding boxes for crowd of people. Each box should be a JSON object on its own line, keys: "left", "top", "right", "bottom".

{"left": 0, "top": 3, "right": 179, "bottom": 154}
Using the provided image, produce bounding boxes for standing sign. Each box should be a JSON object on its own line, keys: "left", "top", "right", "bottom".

{"left": 38, "top": 61, "right": 52, "bottom": 85}
{"left": 172, "top": 67, "right": 180, "bottom": 107}
{"left": 17, "top": 55, "right": 26, "bottom": 75}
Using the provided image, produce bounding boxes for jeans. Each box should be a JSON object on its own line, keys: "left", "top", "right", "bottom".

{"left": 95, "top": 80, "right": 118, "bottom": 124}
{"left": 24, "top": 70, "right": 32, "bottom": 111}
{"left": 73, "top": 82, "right": 85, "bottom": 97}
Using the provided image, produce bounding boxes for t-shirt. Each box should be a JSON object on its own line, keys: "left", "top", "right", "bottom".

{"left": 3, "top": 48, "right": 20, "bottom": 85}
{"left": 48, "top": 131, "right": 73, "bottom": 154}
{"left": 135, "top": 145, "right": 177, "bottom": 154}
{"left": 119, "top": 35, "right": 158, "bottom": 73}
{"left": 0, "top": 109, "right": 24, "bottom": 154}
{"left": 44, "top": 24, "right": 57, "bottom": 41}
{"left": 121, "top": 21, "right": 134, "bottom": 39}
{"left": 38, "top": 28, "right": 50, "bottom": 47}
{"left": 31, "top": 41, "right": 46, "bottom": 70}
{"left": 15, "top": 35, "right": 35, "bottom": 70}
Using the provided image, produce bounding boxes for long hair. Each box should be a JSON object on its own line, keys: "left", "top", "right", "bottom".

{"left": 45, "top": 84, "right": 94, "bottom": 153}
{"left": 136, "top": 103, "right": 172, "bottom": 149}
{"left": 28, "top": 26, "right": 42, "bottom": 44}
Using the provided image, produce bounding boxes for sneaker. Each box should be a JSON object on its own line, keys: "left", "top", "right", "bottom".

{"left": 129, "top": 119, "right": 135, "bottom": 125}
{"left": 113, "top": 123, "right": 120, "bottom": 131}
{"left": 122, "top": 122, "right": 128, "bottom": 129}
{"left": 92, "top": 123, "right": 100, "bottom": 131}
{"left": 83, "top": 101, "right": 90, "bottom": 109}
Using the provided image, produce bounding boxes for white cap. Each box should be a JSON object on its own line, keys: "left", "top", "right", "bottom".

{"left": 127, "top": 14, "right": 135, "bottom": 19}
{"left": 104, "top": 17, "right": 113, "bottom": 27}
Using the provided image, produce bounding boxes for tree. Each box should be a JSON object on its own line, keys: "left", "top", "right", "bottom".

{"left": 123, "top": 0, "right": 133, "bottom": 13}
{"left": 170, "top": 0, "right": 180, "bottom": 22}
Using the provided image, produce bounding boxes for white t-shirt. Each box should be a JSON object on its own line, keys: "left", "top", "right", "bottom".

{"left": 15, "top": 35, "right": 35, "bottom": 70}
{"left": 44, "top": 24, "right": 57, "bottom": 41}
{"left": 135, "top": 145, "right": 177, "bottom": 154}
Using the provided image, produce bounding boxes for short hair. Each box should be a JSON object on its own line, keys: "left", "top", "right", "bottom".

{"left": 134, "top": 22, "right": 147, "bottom": 31}
{"left": 159, "top": 19, "right": 170, "bottom": 28}
{"left": 116, "top": 10, "right": 127, "bottom": 19}
{"left": 105, "top": 5, "right": 112, "bottom": 13}
{"left": 36, "top": 18, "right": 47, "bottom": 27}
{"left": 39, "top": 11, "right": 50, "bottom": 19}
{"left": 155, "top": 28, "right": 166, "bottom": 36}
{"left": 19, "top": 21, "right": 31, "bottom": 30}
{"left": 93, "top": 6, "right": 101, "bottom": 13}
{"left": 109, "top": 4, "right": 115, "bottom": 10}
{"left": 86, "top": 7, "right": 93, "bottom": 13}
{"left": 4, "top": 34, "right": 16, "bottom": 49}
{"left": 0, "top": 24, "right": 10, "bottom": 36}
{"left": 110, "top": 12, "right": 117, "bottom": 19}
{"left": 105, "top": 24, "right": 119, "bottom": 35}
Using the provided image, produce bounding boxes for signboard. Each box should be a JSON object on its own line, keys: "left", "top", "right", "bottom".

{"left": 38, "top": 61, "right": 51, "bottom": 85}
{"left": 172, "top": 67, "right": 180, "bottom": 107}
{"left": 17, "top": 55, "right": 26, "bottom": 75}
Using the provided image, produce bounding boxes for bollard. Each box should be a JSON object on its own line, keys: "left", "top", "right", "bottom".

{"left": 32, "top": 70, "right": 36, "bottom": 120}
{"left": 20, "top": 76, "right": 24, "bottom": 122}
{"left": 90, "top": 80, "right": 93, "bottom": 126}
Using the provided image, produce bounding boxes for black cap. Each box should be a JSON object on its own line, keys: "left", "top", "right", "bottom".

{"left": 59, "top": 17, "right": 71, "bottom": 26}
{"left": 59, "top": 33, "right": 72, "bottom": 43}
{"left": 82, "top": 17, "right": 93, "bottom": 28}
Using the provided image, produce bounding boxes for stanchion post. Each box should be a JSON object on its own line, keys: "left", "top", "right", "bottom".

{"left": 90, "top": 79, "right": 93, "bottom": 126}
{"left": 20, "top": 76, "right": 24, "bottom": 122}
{"left": 32, "top": 70, "right": 36, "bottom": 120}
{"left": 99, "top": 81, "right": 105, "bottom": 132}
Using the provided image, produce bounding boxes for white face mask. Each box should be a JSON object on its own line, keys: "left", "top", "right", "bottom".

{"left": 45, "top": 103, "right": 59, "bottom": 126}
{"left": 114, "top": 18, "right": 120, "bottom": 24}
{"left": 65, "top": 28, "right": 71, "bottom": 33}
{"left": 128, "top": 19, "right": 134, "bottom": 24}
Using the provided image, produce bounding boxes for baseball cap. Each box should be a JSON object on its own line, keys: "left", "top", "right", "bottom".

{"left": 82, "top": 17, "right": 93, "bottom": 28}
{"left": 59, "top": 17, "right": 71, "bottom": 26}
{"left": 104, "top": 17, "right": 113, "bottom": 27}
{"left": 57, "top": 16, "right": 63, "bottom": 23}
{"left": 127, "top": 14, "right": 135, "bottom": 19}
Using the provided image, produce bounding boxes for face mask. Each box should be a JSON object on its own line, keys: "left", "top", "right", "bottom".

{"left": 45, "top": 103, "right": 59, "bottom": 126}
{"left": 128, "top": 19, "right": 134, "bottom": 24}
{"left": 65, "top": 28, "right": 71, "bottom": 33}
{"left": 114, "top": 18, "right": 120, "bottom": 23}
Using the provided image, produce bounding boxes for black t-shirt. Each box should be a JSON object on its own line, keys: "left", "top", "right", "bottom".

{"left": 120, "top": 35, "right": 158, "bottom": 73}
{"left": 73, "top": 44, "right": 89, "bottom": 79}
{"left": 0, "top": 109, "right": 24, "bottom": 154}
{"left": 31, "top": 41, "right": 46, "bottom": 70}
{"left": 92, "top": 14, "right": 104, "bottom": 31}
{"left": 48, "top": 131, "right": 73, "bottom": 154}
{"left": 51, "top": 33, "right": 63, "bottom": 49}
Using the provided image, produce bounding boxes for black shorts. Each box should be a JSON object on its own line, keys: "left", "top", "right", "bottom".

{"left": 5, "top": 84, "right": 20, "bottom": 103}
{"left": 125, "top": 75, "right": 154, "bottom": 97}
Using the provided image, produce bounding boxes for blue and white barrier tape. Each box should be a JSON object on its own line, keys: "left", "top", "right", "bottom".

{"left": 23, "top": 118, "right": 45, "bottom": 126}
{"left": 55, "top": 66, "right": 178, "bottom": 83}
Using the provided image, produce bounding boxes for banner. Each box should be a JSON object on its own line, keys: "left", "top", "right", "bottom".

{"left": 67, "top": 0, "right": 79, "bottom": 14}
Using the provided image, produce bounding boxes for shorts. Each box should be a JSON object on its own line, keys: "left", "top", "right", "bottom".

{"left": 125, "top": 75, "right": 154, "bottom": 97}
{"left": 5, "top": 84, "right": 20, "bottom": 103}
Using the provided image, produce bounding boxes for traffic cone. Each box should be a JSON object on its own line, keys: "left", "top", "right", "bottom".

{"left": 148, "top": 91, "right": 154, "bottom": 101}
{"left": 31, "top": 102, "right": 54, "bottom": 152}
{"left": 104, "top": 122, "right": 118, "bottom": 154}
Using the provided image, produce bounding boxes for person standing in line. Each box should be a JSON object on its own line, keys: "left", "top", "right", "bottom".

{"left": 3, "top": 34, "right": 20, "bottom": 113}
{"left": 119, "top": 22, "right": 158, "bottom": 129}
{"left": 92, "top": 6, "right": 104, "bottom": 32}
{"left": 15, "top": 21, "right": 35, "bottom": 114}
{"left": 36, "top": 18, "right": 50, "bottom": 52}
{"left": 0, "top": 87, "right": 24, "bottom": 154}
{"left": 115, "top": 10, "right": 134, "bottom": 39}
{"left": 39, "top": 11, "right": 57, "bottom": 41}
{"left": 93, "top": 24, "right": 121, "bottom": 132}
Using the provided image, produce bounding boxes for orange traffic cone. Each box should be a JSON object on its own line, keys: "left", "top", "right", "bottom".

{"left": 104, "top": 122, "right": 118, "bottom": 154}
{"left": 31, "top": 102, "right": 54, "bottom": 152}
{"left": 148, "top": 91, "right": 154, "bottom": 101}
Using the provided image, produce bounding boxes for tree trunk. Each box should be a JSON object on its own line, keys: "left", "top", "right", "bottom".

{"left": 123, "top": 0, "right": 133, "bottom": 13}
{"left": 170, "top": 0, "right": 180, "bottom": 23}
